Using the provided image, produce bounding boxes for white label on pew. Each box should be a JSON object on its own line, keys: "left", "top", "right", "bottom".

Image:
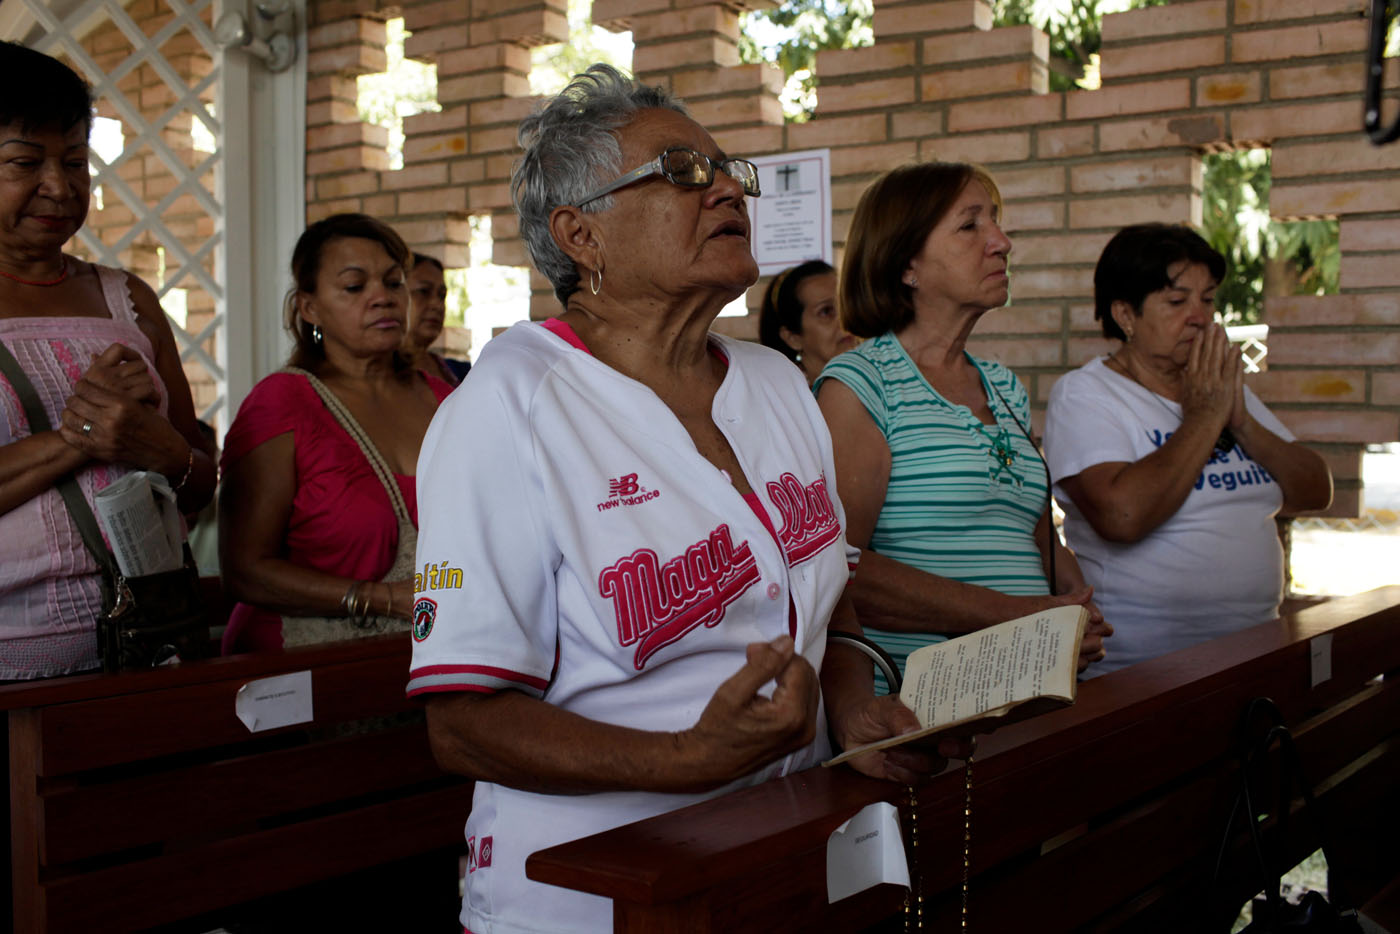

{"left": 825, "top": 801, "right": 909, "bottom": 903}
{"left": 236, "top": 670, "right": 314, "bottom": 732}
{"left": 1310, "top": 633, "right": 1333, "bottom": 688}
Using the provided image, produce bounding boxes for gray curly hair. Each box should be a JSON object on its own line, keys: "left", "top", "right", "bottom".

{"left": 512, "top": 64, "right": 688, "bottom": 306}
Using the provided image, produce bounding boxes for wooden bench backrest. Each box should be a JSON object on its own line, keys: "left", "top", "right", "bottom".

{"left": 4, "top": 635, "right": 472, "bottom": 934}
{"left": 526, "top": 587, "right": 1400, "bottom": 933}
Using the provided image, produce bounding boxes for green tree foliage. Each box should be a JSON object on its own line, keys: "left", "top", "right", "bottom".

{"left": 738, "top": 0, "right": 1168, "bottom": 106}
{"left": 738, "top": 0, "right": 872, "bottom": 75}
{"left": 1202, "top": 150, "right": 1339, "bottom": 326}
{"left": 738, "top": 0, "right": 1342, "bottom": 323}
{"left": 739, "top": 0, "right": 873, "bottom": 120}
{"left": 990, "top": 0, "right": 1165, "bottom": 90}
{"left": 530, "top": 0, "right": 634, "bottom": 96}
{"left": 357, "top": 18, "right": 440, "bottom": 171}
{"left": 1201, "top": 149, "right": 1269, "bottom": 324}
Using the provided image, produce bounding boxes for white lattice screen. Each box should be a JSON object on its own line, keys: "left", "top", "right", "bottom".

{"left": 15, "top": 0, "right": 232, "bottom": 426}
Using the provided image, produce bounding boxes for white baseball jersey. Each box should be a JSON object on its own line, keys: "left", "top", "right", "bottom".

{"left": 408, "top": 320, "right": 857, "bottom": 934}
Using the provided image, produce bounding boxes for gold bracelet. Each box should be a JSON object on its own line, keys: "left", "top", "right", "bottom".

{"left": 347, "top": 581, "right": 369, "bottom": 621}
{"left": 385, "top": 584, "right": 393, "bottom": 619}
{"left": 170, "top": 444, "right": 195, "bottom": 493}
{"left": 341, "top": 581, "right": 358, "bottom": 617}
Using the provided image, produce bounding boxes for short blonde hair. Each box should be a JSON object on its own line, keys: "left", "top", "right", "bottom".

{"left": 840, "top": 162, "right": 1002, "bottom": 338}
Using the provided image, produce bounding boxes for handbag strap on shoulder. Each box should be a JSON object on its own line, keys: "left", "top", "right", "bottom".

{"left": 0, "top": 339, "right": 117, "bottom": 579}
{"left": 282, "top": 367, "right": 414, "bottom": 526}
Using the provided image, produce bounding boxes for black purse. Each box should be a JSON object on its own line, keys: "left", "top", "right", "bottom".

{"left": 95, "top": 544, "right": 211, "bottom": 670}
{"left": 0, "top": 340, "right": 211, "bottom": 672}
{"left": 1213, "top": 698, "right": 1363, "bottom": 934}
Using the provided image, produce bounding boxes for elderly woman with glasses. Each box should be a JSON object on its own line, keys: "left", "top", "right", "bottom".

{"left": 407, "top": 65, "right": 956, "bottom": 934}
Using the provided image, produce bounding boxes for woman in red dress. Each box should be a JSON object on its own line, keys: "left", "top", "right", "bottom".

{"left": 219, "top": 214, "right": 451, "bottom": 652}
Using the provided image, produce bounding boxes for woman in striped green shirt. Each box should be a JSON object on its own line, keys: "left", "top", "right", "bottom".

{"left": 815, "top": 163, "right": 1111, "bottom": 685}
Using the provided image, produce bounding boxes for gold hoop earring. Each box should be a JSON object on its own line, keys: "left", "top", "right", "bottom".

{"left": 589, "top": 267, "right": 603, "bottom": 296}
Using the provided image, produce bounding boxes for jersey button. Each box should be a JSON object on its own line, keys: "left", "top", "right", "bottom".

{"left": 766, "top": 583, "right": 781, "bottom": 600}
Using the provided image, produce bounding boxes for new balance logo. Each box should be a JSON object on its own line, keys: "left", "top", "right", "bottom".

{"left": 597, "top": 472, "right": 661, "bottom": 511}
{"left": 610, "top": 474, "right": 640, "bottom": 497}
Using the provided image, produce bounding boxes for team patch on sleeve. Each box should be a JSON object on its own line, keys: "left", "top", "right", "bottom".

{"left": 412, "top": 598, "right": 437, "bottom": 642}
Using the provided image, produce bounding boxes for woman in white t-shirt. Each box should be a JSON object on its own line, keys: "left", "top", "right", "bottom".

{"left": 1044, "top": 224, "right": 1332, "bottom": 676}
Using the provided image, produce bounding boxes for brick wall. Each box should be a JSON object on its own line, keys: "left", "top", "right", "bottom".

{"left": 305, "top": 0, "right": 1400, "bottom": 516}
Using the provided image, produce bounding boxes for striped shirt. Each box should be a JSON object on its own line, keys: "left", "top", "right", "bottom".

{"left": 816, "top": 332, "right": 1049, "bottom": 682}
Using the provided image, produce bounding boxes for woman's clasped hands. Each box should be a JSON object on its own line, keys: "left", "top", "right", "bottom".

{"left": 58, "top": 342, "right": 189, "bottom": 476}
{"left": 1180, "top": 323, "right": 1244, "bottom": 441}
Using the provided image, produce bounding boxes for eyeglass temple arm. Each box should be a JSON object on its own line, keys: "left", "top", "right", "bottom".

{"left": 576, "top": 157, "right": 663, "bottom": 207}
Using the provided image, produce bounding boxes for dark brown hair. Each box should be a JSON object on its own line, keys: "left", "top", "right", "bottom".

{"left": 0, "top": 42, "right": 93, "bottom": 136}
{"left": 758, "top": 260, "right": 835, "bottom": 363}
{"left": 1094, "top": 224, "right": 1227, "bottom": 341}
{"left": 839, "top": 162, "right": 1001, "bottom": 338}
{"left": 411, "top": 252, "right": 444, "bottom": 272}
{"left": 284, "top": 213, "right": 414, "bottom": 371}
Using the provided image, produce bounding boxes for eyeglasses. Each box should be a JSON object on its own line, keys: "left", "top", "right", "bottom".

{"left": 575, "top": 147, "right": 761, "bottom": 207}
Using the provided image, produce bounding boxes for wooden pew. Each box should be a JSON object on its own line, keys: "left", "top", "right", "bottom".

{"left": 3, "top": 634, "right": 471, "bottom": 934}
{"left": 527, "top": 587, "right": 1400, "bottom": 932}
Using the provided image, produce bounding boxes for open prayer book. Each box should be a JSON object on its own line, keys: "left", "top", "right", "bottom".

{"left": 826, "top": 604, "right": 1088, "bottom": 766}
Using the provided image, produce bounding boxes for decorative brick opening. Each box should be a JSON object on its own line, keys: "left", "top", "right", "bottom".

{"left": 300, "top": 0, "right": 1397, "bottom": 517}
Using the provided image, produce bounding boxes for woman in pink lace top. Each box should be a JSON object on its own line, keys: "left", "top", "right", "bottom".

{"left": 0, "top": 42, "right": 216, "bottom": 679}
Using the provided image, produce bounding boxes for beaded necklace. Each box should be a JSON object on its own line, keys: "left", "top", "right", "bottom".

{"left": 0, "top": 257, "right": 68, "bottom": 287}
{"left": 974, "top": 419, "right": 1021, "bottom": 490}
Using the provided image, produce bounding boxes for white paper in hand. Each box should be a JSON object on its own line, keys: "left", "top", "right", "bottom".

{"left": 826, "top": 801, "right": 909, "bottom": 903}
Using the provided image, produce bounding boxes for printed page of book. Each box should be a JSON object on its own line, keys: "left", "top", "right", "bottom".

{"left": 824, "top": 606, "right": 1085, "bottom": 767}
{"left": 901, "top": 605, "right": 1083, "bottom": 729}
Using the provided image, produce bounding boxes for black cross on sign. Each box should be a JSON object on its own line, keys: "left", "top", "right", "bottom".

{"left": 776, "top": 164, "right": 798, "bottom": 191}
